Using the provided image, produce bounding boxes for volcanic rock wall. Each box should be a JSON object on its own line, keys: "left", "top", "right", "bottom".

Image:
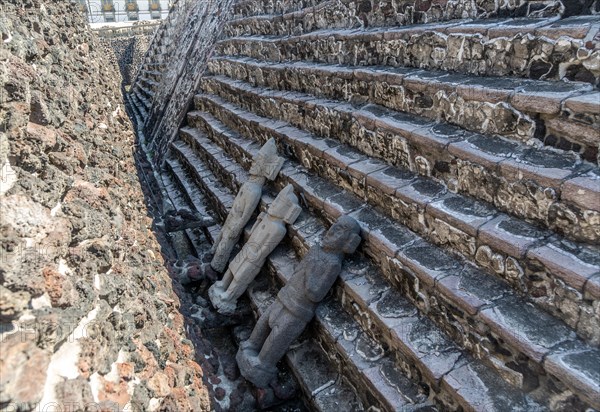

{"left": 96, "top": 23, "right": 159, "bottom": 87}
{"left": 0, "top": 1, "right": 209, "bottom": 411}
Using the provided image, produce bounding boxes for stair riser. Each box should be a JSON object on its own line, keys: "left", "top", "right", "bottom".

{"left": 215, "top": 26, "right": 600, "bottom": 86}
{"left": 208, "top": 58, "right": 599, "bottom": 163}
{"left": 193, "top": 93, "right": 600, "bottom": 344}
{"left": 185, "top": 116, "right": 593, "bottom": 409}
{"left": 231, "top": 0, "right": 570, "bottom": 19}
{"left": 198, "top": 76, "right": 600, "bottom": 245}
{"left": 233, "top": 0, "right": 323, "bottom": 19}
{"left": 226, "top": 0, "right": 478, "bottom": 38}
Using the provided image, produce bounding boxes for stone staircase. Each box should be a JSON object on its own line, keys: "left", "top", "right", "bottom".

{"left": 128, "top": 0, "right": 600, "bottom": 410}
{"left": 129, "top": 19, "right": 169, "bottom": 124}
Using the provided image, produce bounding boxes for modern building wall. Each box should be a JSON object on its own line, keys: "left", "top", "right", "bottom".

{"left": 78, "top": 0, "right": 171, "bottom": 23}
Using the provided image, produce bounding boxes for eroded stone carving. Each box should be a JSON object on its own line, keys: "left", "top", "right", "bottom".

{"left": 209, "top": 184, "right": 301, "bottom": 314}
{"left": 209, "top": 138, "right": 284, "bottom": 274}
{"left": 236, "top": 215, "right": 362, "bottom": 388}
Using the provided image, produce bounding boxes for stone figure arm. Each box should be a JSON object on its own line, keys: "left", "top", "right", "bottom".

{"left": 236, "top": 188, "right": 262, "bottom": 227}
{"left": 249, "top": 212, "right": 267, "bottom": 235}
{"left": 304, "top": 260, "right": 341, "bottom": 303}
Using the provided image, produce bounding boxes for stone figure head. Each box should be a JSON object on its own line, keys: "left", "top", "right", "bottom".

{"left": 267, "top": 184, "right": 302, "bottom": 224}
{"left": 322, "top": 215, "right": 362, "bottom": 253}
{"left": 249, "top": 138, "right": 284, "bottom": 181}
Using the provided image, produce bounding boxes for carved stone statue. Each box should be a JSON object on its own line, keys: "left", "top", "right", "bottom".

{"left": 209, "top": 138, "right": 284, "bottom": 275}
{"left": 209, "top": 184, "right": 302, "bottom": 315}
{"left": 236, "top": 215, "right": 362, "bottom": 388}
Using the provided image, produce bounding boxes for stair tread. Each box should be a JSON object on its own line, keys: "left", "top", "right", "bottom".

{"left": 220, "top": 15, "right": 598, "bottom": 42}
{"left": 198, "top": 74, "right": 600, "bottom": 249}
{"left": 211, "top": 55, "right": 598, "bottom": 131}
{"left": 172, "top": 130, "right": 541, "bottom": 411}
{"left": 215, "top": 16, "right": 599, "bottom": 84}
{"left": 176, "top": 118, "right": 600, "bottom": 409}
{"left": 192, "top": 90, "right": 600, "bottom": 303}
{"left": 225, "top": 6, "right": 567, "bottom": 38}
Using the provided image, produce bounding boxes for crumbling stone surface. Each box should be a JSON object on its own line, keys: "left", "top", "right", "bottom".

{"left": 208, "top": 57, "right": 599, "bottom": 163}
{"left": 225, "top": 0, "right": 590, "bottom": 38}
{"left": 0, "top": 2, "right": 210, "bottom": 410}
{"left": 98, "top": 34, "right": 152, "bottom": 86}
{"left": 216, "top": 16, "right": 600, "bottom": 87}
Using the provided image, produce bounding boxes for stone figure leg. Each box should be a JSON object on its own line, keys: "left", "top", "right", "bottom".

{"left": 257, "top": 308, "right": 307, "bottom": 368}
{"left": 210, "top": 227, "right": 243, "bottom": 273}
{"left": 221, "top": 264, "right": 261, "bottom": 304}
{"left": 217, "top": 269, "right": 234, "bottom": 290}
{"left": 242, "top": 303, "right": 274, "bottom": 352}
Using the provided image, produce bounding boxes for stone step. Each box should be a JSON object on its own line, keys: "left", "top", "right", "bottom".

{"left": 230, "top": 0, "right": 567, "bottom": 19}
{"left": 198, "top": 75, "right": 600, "bottom": 247}
{"left": 140, "top": 69, "right": 161, "bottom": 82}
{"left": 133, "top": 89, "right": 151, "bottom": 115}
{"left": 190, "top": 94, "right": 600, "bottom": 339}
{"left": 162, "top": 158, "right": 211, "bottom": 255}
{"left": 128, "top": 91, "right": 148, "bottom": 122}
{"left": 142, "top": 61, "right": 166, "bottom": 72}
{"left": 208, "top": 56, "right": 599, "bottom": 163}
{"left": 139, "top": 76, "right": 159, "bottom": 93}
{"left": 224, "top": 0, "right": 571, "bottom": 38}
{"left": 169, "top": 133, "right": 542, "bottom": 411}
{"left": 226, "top": 0, "right": 478, "bottom": 38}
{"left": 125, "top": 92, "right": 144, "bottom": 127}
{"left": 174, "top": 121, "right": 600, "bottom": 410}
{"left": 215, "top": 15, "right": 600, "bottom": 86}
{"left": 136, "top": 83, "right": 155, "bottom": 102}
{"left": 232, "top": 0, "right": 323, "bottom": 19}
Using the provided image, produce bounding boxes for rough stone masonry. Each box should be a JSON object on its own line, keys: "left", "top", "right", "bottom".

{"left": 0, "top": 1, "right": 210, "bottom": 410}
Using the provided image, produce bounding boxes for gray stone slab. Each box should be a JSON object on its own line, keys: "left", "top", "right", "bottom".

{"left": 545, "top": 341, "right": 600, "bottom": 410}
{"left": 479, "top": 295, "right": 574, "bottom": 363}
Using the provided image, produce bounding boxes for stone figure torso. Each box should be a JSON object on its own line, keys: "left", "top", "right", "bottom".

{"left": 277, "top": 247, "right": 341, "bottom": 322}
{"left": 229, "top": 212, "right": 287, "bottom": 278}
{"left": 209, "top": 184, "right": 302, "bottom": 314}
